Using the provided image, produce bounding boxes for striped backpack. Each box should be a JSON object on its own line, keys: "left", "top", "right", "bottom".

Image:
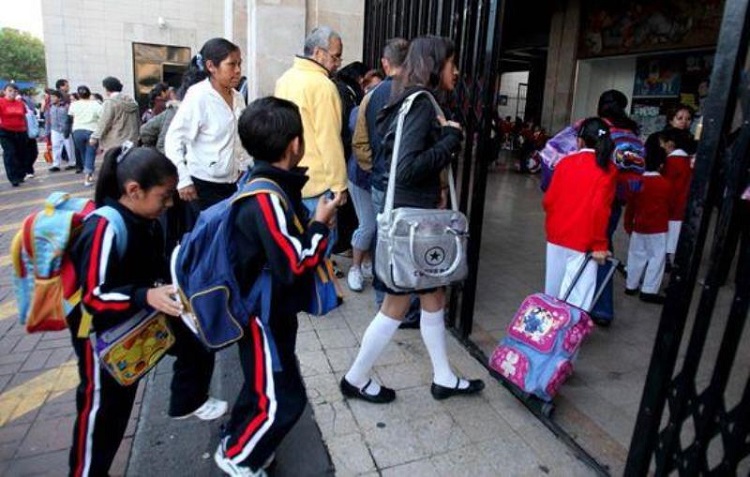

{"left": 10, "top": 193, "right": 127, "bottom": 333}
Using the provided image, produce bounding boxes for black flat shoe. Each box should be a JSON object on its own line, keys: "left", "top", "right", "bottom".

{"left": 430, "top": 378, "right": 485, "bottom": 400}
{"left": 624, "top": 288, "right": 638, "bottom": 296}
{"left": 340, "top": 378, "right": 395, "bottom": 404}
{"left": 640, "top": 292, "right": 665, "bottom": 304}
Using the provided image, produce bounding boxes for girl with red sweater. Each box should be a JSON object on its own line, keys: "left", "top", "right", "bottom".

{"left": 660, "top": 128, "right": 693, "bottom": 259}
{"left": 543, "top": 117, "right": 617, "bottom": 310}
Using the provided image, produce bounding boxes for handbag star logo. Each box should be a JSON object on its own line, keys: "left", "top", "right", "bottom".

{"left": 425, "top": 246, "right": 446, "bottom": 266}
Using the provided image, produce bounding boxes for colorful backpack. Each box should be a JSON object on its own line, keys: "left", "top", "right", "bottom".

{"left": 539, "top": 119, "right": 645, "bottom": 191}
{"left": 10, "top": 193, "right": 127, "bottom": 333}
{"left": 489, "top": 293, "right": 594, "bottom": 402}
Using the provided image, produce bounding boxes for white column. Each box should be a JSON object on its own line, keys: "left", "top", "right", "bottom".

{"left": 224, "top": 0, "right": 234, "bottom": 40}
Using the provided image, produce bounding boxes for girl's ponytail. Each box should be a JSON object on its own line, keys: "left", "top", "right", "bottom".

{"left": 95, "top": 146, "right": 125, "bottom": 206}
{"left": 578, "top": 117, "right": 614, "bottom": 171}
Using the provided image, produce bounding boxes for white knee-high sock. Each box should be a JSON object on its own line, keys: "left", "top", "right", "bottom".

{"left": 345, "top": 312, "right": 400, "bottom": 393}
{"left": 419, "top": 309, "right": 462, "bottom": 388}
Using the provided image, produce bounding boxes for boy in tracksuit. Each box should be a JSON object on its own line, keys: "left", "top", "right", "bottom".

{"left": 624, "top": 145, "right": 673, "bottom": 304}
{"left": 213, "top": 97, "right": 342, "bottom": 477}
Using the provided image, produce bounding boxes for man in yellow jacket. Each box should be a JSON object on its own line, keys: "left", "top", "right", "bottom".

{"left": 275, "top": 26, "right": 347, "bottom": 257}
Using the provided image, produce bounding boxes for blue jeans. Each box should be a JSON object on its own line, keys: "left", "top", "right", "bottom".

{"left": 72, "top": 130, "right": 96, "bottom": 174}
{"left": 348, "top": 180, "right": 376, "bottom": 251}
{"left": 590, "top": 201, "right": 622, "bottom": 321}
{"left": 303, "top": 191, "right": 337, "bottom": 258}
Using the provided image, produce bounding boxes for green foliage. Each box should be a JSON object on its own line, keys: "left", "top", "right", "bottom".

{"left": 0, "top": 28, "right": 46, "bottom": 85}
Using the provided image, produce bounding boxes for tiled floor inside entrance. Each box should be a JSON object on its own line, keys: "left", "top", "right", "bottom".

{"left": 471, "top": 153, "right": 749, "bottom": 474}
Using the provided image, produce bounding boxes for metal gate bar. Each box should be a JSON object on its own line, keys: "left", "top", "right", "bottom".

{"left": 625, "top": 0, "right": 750, "bottom": 474}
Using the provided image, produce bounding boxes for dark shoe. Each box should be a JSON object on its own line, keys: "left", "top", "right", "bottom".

{"left": 75, "top": 168, "right": 83, "bottom": 174}
{"left": 65, "top": 164, "right": 77, "bottom": 171}
{"left": 430, "top": 378, "right": 485, "bottom": 400}
{"left": 11, "top": 182, "right": 20, "bottom": 187}
{"left": 49, "top": 166, "right": 61, "bottom": 172}
{"left": 340, "top": 378, "right": 395, "bottom": 404}
{"left": 624, "top": 288, "right": 638, "bottom": 296}
{"left": 640, "top": 292, "right": 665, "bottom": 304}
{"left": 591, "top": 316, "right": 611, "bottom": 327}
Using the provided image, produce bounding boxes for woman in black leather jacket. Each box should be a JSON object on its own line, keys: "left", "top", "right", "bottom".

{"left": 340, "top": 36, "right": 485, "bottom": 404}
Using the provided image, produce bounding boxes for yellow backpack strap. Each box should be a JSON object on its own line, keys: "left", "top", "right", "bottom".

{"left": 77, "top": 308, "right": 93, "bottom": 338}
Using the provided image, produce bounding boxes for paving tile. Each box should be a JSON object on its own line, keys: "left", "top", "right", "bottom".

{"left": 295, "top": 330, "right": 322, "bottom": 352}
{"left": 311, "top": 399, "right": 359, "bottom": 438}
{"left": 373, "top": 361, "right": 432, "bottom": 391}
{"left": 0, "top": 352, "right": 29, "bottom": 366}
{"left": 12, "top": 335, "right": 42, "bottom": 354}
{"left": 448, "top": 400, "right": 515, "bottom": 444}
{"left": 410, "top": 413, "right": 472, "bottom": 455}
{"left": 322, "top": 347, "right": 358, "bottom": 374}
{"left": 19, "top": 350, "right": 54, "bottom": 373}
{"left": 44, "top": 348, "right": 75, "bottom": 369}
{"left": 315, "top": 327, "right": 358, "bottom": 349}
{"left": 381, "top": 458, "right": 440, "bottom": 476}
{"left": 326, "top": 432, "right": 376, "bottom": 475}
{"left": 35, "top": 337, "right": 72, "bottom": 351}
{"left": 297, "top": 350, "right": 333, "bottom": 377}
{"left": 363, "top": 419, "right": 430, "bottom": 468}
{"left": 15, "top": 415, "right": 74, "bottom": 458}
{"left": 4, "top": 448, "right": 69, "bottom": 476}
{"left": 429, "top": 445, "right": 498, "bottom": 477}
{"left": 304, "top": 372, "right": 343, "bottom": 404}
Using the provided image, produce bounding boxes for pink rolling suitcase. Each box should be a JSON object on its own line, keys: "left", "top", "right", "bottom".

{"left": 489, "top": 255, "right": 619, "bottom": 407}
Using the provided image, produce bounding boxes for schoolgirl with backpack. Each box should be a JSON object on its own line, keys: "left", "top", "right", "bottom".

{"left": 65, "top": 144, "right": 226, "bottom": 477}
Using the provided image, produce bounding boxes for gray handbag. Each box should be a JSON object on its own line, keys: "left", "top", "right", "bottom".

{"left": 375, "top": 91, "right": 469, "bottom": 292}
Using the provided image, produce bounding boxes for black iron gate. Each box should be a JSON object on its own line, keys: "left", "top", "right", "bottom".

{"left": 363, "top": 0, "right": 504, "bottom": 338}
{"left": 625, "top": 0, "right": 750, "bottom": 474}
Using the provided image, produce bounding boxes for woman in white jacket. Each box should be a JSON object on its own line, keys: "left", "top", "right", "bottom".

{"left": 165, "top": 37, "right": 248, "bottom": 212}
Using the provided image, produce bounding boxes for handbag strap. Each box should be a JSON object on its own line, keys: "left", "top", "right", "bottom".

{"left": 384, "top": 91, "right": 459, "bottom": 215}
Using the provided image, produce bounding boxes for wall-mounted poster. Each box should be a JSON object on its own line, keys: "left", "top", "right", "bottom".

{"left": 579, "top": 0, "right": 724, "bottom": 58}
{"left": 633, "top": 56, "right": 682, "bottom": 97}
{"left": 630, "top": 51, "right": 713, "bottom": 138}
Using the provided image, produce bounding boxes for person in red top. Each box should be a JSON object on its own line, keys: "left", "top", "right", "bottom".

{"left": 624, "top": 145, "right": 673, "bottom": 303}
{"left": 0, "top": 83, "right": 32, "bottom": 186}
{"left": 659, "top": 128, "right": 693, "bottom": 259}
{"left": 543, "top": 117, "right": 617, "bottom": 311}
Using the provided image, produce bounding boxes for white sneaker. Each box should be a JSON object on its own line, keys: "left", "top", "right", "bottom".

{"left": 361, "top": 261, "right": 373, "bottom": 280}
{"left": 214, "top": 440, "right": 267, "bottom": 477}
{"left": 347, "top": 266, "right": 364, "bottom": 292}
{"left": 172, "top": 396, "right": 228, "bottom": 421}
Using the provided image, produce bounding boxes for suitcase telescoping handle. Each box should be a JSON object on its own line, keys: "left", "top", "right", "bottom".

{"left": 560, "top": 254, "right": 620, "bottom": 312}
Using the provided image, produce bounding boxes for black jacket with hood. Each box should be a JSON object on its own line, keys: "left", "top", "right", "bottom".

{"left": 371, "top": 86, "right": 462, "bottom": 209}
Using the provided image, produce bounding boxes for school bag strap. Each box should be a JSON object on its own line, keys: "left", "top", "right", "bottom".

{"left": 76, "top": 206, "right": 129, "bottom": 338}
{"left": 88, "top": 206, "right": 129, "bottom": 258}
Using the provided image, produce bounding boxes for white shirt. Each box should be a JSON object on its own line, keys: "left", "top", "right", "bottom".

{"left": 68, "top": 99, "right": 103, "bottom": 132}
{"left": 165, "top": 79, "right": 247, "bottom": 189}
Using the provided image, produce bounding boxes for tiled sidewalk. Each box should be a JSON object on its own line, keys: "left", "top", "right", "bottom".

{"left": 295, "top": 276, "right": 595, "bottom": 476}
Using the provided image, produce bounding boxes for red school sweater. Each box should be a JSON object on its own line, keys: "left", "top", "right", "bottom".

{"left": 661, "top": 149, "right": 692, "bottom": 221}
{"left": 543, "top": 149, "right": 617, "bottom": 253}
{"left": 0, "top": 98, "right": 28, "bottom": 132}
{"left": 623, "top": 172, "right": 672, "bottom": 235}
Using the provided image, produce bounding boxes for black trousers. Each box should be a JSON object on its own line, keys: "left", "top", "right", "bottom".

{"left": 0, "top": 129, "right": 29, "bottom": 184}
{"left": 192, "top": 176, "right": 238, "bottom": 212}
{"left": 223, "top": 314, "right": 307, "bottom": 471}
{"left": 68, "top": 318, "right": 214, "bottom": 477}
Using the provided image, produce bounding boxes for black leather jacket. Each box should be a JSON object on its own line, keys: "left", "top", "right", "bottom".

{"left": 371, "top": 86, "right": 462, "bottom": 209}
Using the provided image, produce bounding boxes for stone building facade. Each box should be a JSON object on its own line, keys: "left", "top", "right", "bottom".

{"left": 41, "top": 0, "right": 364, "bottom": 103}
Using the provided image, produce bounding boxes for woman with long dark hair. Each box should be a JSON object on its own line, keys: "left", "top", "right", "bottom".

{"left": 341, "top": 36, "right": 485, "bottom": 404}
{"left": 164, "top": 37, "right": 247, "bottom": 213}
